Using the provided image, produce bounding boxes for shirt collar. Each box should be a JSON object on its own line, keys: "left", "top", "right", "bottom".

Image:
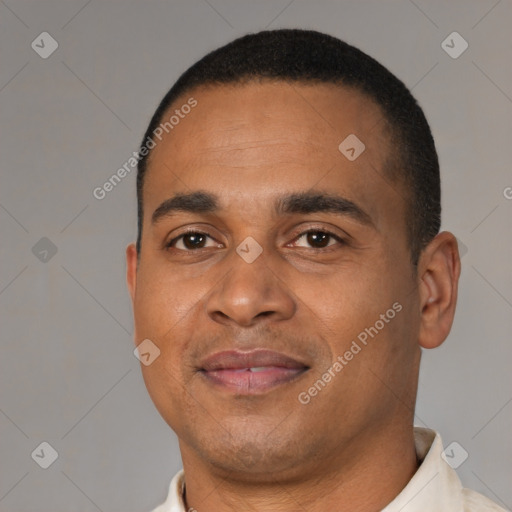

{"left": 381, "top": 427, "right": 464, "bottom": 511}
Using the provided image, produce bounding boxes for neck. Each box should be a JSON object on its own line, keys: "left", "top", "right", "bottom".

{"left": 180, "top": 423, "right": 419, "bottom": 512}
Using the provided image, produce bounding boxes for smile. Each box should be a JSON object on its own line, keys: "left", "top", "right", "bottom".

{"left": 199, "top": 349, "right": 310, "bottom": 394}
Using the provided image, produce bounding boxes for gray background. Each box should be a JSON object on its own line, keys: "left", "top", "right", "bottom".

{"left": 1, "top": 0, "right": 511, "bottom": 511}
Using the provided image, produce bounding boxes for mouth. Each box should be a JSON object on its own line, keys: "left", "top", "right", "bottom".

{"left": 199, "top": 349, "right": 310, "bottom": 394}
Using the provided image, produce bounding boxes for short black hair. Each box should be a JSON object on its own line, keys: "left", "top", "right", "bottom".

{"left": 136, "top": 28, "right": 440, "bottom": 266}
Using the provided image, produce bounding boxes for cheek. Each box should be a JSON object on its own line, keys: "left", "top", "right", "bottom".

{"left": 140, "top": 361, "right": 189, "bottom": 432}
{"left": 301, "top": 260, "right": 413, "bottom": 381}
{"left": 134, "top": 270, "right": 196, "bottom": 420}
{"left": 300, "top": 263, "right": 391, "bottom": 334}
{"left": 133, "top": 264, "right": 198, "bottom": 341}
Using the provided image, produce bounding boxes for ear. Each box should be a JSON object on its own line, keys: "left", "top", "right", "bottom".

{"left": 126, "top": 243, "right": 138, "bottom": 304}
{"left": 417, "top": 231, "right": 461, "bottom": 349}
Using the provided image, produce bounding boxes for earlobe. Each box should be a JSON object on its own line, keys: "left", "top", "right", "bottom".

{"left": 417, "top": 232, "right": 461, "bottom": 349}
{"left": 126, "top": 243, "right": 138, "bottom": 303}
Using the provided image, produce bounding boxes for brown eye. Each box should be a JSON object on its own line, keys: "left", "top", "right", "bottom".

{"left": 167, "top": 232, "right": 219, "bottom": 251}
{"left": 181, "top": 233, "right": 207, "bottom": 249}
{"left": 293, "top": 230, "right": 343, "bottom": 249}
{"left": 306, "top": 231, "right": 330, "bottom": 248}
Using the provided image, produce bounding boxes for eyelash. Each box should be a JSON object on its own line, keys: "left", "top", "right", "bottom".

{"left": 165, "top": 228, "right": 345, "bottom": 252}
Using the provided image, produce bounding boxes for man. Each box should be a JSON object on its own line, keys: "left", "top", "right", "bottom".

{"left": 126, "top": 29, "right": 504, "bottom": 511}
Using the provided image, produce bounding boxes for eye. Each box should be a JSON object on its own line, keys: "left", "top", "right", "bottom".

{"left": 165, "top": 228, "right": 345, "bottom": 253}
{"left": 166, "top": 231, "right": 220, "bottom": 251}
{"left": 291, "top": 229, "right": 344, "bottom": 250}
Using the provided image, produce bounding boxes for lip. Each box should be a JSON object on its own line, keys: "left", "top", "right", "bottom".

{"left": 199, "top": 349, "right": 310, "bottom": 394}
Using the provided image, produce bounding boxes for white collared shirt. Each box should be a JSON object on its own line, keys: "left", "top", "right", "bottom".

{"left": 150, "top": 427, "right": 506, "bottom": 512}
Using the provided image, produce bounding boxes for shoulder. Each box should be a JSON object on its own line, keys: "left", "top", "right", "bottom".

{"left": 462, "top": 488, "right": 508, "bottom": 512}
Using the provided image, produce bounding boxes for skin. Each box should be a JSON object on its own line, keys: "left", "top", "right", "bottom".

{"left": 126, "top": 81, "right": 460, "bottom": 511}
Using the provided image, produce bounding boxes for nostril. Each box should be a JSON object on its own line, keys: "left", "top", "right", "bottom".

{"left": 256, "top": 311, "right": 274, "bottom": 318}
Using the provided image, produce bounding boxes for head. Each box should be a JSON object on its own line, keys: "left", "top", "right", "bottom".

{"left": 126, "top": 29, "right": 460, "bottom": 481}
{"left": 135, "top": 29, "right": 441, "bottom": 267}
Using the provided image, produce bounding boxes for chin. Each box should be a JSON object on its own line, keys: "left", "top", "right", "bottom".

{"left": 187, "top": 423, "right": 322, "bottom": 483}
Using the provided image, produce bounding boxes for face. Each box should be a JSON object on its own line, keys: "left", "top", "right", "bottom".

{"left": 127, "top": 82, "right": 424, "bottom": 481}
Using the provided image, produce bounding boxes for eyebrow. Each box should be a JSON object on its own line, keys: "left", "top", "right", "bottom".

{"left": 151, "top": 190, "right": 374, "bottom": 227}
{"left": 151, "top": 192, "right": 218, "bottom": 224}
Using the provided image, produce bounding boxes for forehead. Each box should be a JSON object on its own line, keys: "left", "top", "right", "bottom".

{"left": 153, "top": 81, "right": 386, "bottom": 162}
{"left": 143, "top": 81, "right": 399, "bottom": 225}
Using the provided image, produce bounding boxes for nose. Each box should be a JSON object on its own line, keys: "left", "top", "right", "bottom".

{"left": 205, "top": 251, "right": 296, "bottom": 328}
